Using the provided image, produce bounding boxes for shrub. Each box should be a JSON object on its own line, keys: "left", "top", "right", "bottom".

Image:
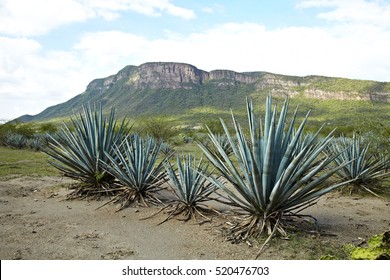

{"left": 0, "top": 122, "right": 34, "bottom": 146}
{"left": 140, "top": 116, "right": 178, "bottom": 142}
{"left": 347, "top": 231, "right": 390, "bottom": 260}
{"left": 25, "top": 135, "right": 44, "bottom": 151}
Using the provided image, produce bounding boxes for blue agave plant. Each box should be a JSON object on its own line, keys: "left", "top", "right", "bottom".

{"left": 44, "top": 104, "right": 131, "bottom": 196}
{"left": 325, "top": 133, "right": 390, "bottom": 196}
{"left": 199, "top": 96, "right": 351, "bottom": 255}
{"left": 101, "top": 134, "right": 171, "bottom": 209}
{"left": 158, "top": 154, "right": 218, "bottom": 223}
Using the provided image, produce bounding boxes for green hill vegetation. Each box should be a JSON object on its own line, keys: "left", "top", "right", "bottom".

{"left": 14, "top": 62, "right": 388, "bottom": 128}
{"left": 4, "top": 62, "right": 387, "bottom": 153}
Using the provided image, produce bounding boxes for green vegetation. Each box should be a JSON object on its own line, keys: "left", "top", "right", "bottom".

{"left": 265, "top": 233, "right": 349, "bottom": 260}
{"left": 285, "top": 97, "right": 389, "bottom": 136}
{"left": 101, "top": 135, "right": 170, "bottom": 209}
{"left": 44, "top": 104, "right": 131, "bottom": 194}
{"left": 0, "top": 121, "right": 59, "bottom": 151}
{"left": 325, "top": 134, "right": 390, "bottom": 196}
{"left": 300, "top": 76, "right": 390, "bottom": 95}
{"left": 199, "top": 96, "right": 351, "bottom": 258}
{"left": 0, "top": 146, "right": 59, "bottom": 178}
{"left": 346, "top": 231, "right": 390, "bottom": 260}
{"left": 0, "top": 121, "right": 35, "bottom": 140}
{"left": 357, "top": 118, "right": 390, "bottom": 154}
{"left": 161, "top": 154, "right": 217, "bottom": 223}
{"left": 2, "top": 89, "right": 390, "bottom": 260}
{"left": 139, "top": 115, "right": 179, "bottom": 142}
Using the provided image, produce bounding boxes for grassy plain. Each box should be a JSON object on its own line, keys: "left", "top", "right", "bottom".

{"left": 0, "top": 147, "right": 60, "bottom": 178}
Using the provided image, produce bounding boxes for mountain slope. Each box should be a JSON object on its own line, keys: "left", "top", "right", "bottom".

{"left": 17, "top": 62, "right": 390, "bottom": 122}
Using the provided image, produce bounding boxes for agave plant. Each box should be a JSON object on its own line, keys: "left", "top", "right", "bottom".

{"left": 160, "top": 142, "right": 175, "bottom": 156}
{"left": 100, "top": 134, "right": 170, "bottom": 209}
{"left": 25, "top": 135, "right": 43, "bottom": 151}
{"left": 44, "top": 104, "right": 131, "bottom": 195}
{"left": 3, "top": 133, "right": 27, "bottom": 149}
{"left": 199, "top": 96, "right": 351, "bottom": 254}
{"left": 157, "top": 154, "right": 218, "bottom": 224}
{"left": 201, "top": 134, "right": 233, "bottom": 161}
{"left": 325, "top": 133, "right": 390, "bottom": 196}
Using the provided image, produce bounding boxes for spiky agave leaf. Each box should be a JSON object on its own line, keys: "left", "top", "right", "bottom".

{"left": 325, "top": 133, "right": 390, "bottom": 196}
{"left": 199, "top": 95, "right": 351, "bottom": 247}
{"left": 201, "top": 134, "right": 233, "bottom": 161}
{"left": 101, "top": 134, "right": 170, "bottom": 209}
{"left": 44, "top": 103, "right": 131, "bottom": 194}
{"left": 160, "top": 154, "right": 218, "bottom": 223}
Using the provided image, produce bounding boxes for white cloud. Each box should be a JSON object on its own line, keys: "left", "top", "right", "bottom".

{"left": 0, "top": 0, "right": 93, "bottom": 36}
{"left": 71, "top": 20, "right": 390, "bottom": 81}
{"left": 83, "top": 0, "right": 195, "bottom": 20}
{"left": 297, "top": 0, "right": 390, "bottom": 28}
{"left": 73, "top": 31, "right": 149, "bottom": 72}
{"left": 0, "top": 36, "right": 86, "bottom": 119}
{"left": 131, "top": 22, "right": 389, "bottom": 82}
{"left": 201, "top": 4, "right": 224, "bottom": 15}
{"left": 0, "top": 0, "right": 195, "bottom": 36}
{"left": 201, "top": 7, "right": 214, "bottom": 14}
{"left": 1, "top": 1, "right": 390, "bottom": 119}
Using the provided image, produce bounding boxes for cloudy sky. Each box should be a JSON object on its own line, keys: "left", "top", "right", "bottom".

{"left": 1, "top": 0, "right": 390, "bottom": 120}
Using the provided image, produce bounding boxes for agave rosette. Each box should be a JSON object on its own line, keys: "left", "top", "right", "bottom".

{"left": 161, "top": 154, "right": 217, "bottom": 223}
{"left": 101, "top": 134, "right": 170, "bottom": 208}
{"left": 325, "top": 133, "right": 390, "bottom": 196}
{"left": 199, "top": 96, "right": 351, "bottom": 246}
{"left": 44, "top": 104, "right": 131, "bottom": 194}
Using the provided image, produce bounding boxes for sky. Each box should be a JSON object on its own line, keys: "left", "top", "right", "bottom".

{"left": 1, "top": 0, "right": 390, "bottom": 120}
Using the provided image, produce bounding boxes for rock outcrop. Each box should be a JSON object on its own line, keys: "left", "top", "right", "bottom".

{"left": 85, "top": 62, "right": 390, "bottom": 102}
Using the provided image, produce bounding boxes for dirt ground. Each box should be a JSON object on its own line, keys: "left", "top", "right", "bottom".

{"left": 0, "top": 176, "right": 389, "bottom": 260}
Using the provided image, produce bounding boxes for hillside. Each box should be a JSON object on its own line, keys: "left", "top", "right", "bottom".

{"left": 17, "top": 62, "right": 390, "bottom": 126}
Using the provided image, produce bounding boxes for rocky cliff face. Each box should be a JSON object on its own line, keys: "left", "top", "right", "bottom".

{"left": 131, "top": 62, "right": 208, "bottom": 89}
{"left": 86, "top": 62, "right": 297, "bottom": 91}
{"left": 83, "top": 62, "right": 390, "bottom": 103}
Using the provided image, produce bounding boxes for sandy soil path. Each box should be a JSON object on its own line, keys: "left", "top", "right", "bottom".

{"left": 0, "top": 176, "right": 389, "bottom": 260}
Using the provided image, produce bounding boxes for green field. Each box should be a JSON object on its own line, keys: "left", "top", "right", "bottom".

{"left": 0, "top": 147, "right": 60, "bottom": 179}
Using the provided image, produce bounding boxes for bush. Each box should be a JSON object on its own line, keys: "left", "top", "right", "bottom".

{"left": 0, "top": 122, "right": 34, "bottom": 146}
{"left": 140, "top": 116, "right": 178, "bottom": 142}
